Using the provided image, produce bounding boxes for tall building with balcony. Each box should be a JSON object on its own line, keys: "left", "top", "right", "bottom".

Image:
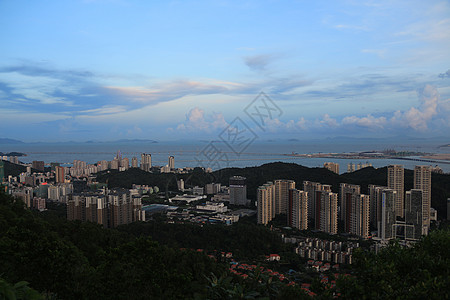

{"left": 303, "top": 181, "right": 330, "bottom": 221}
{"left": 274, "top": 179, "right": 295, "bottom": 214}
{"left": 131, "top": 157, "right": 138, "bottom": 168}
{"left": 388, "top": 165, "right": 404, "bottom": 218}
{"left": 67, "top": 190, "right": 144, "bottom": 228}
{"left": 405, "top": 189, "right": 425, "bottom": 239}
{"left": 140, "top": 153, "right": 152, "bottom": 172}
{"left": 340, "top": 183, "right": 361, "bottom": 230}
{"left": 55, "top": 166, "right": 65, "bottom": 183}
{"left": 288, "top": 189, "right": 308, "bottom": 230}
{"left": 368, "top": 185, "right": 387, "bottom": 230}
{"left": 168, "top": 156, "right": 175, "bottom": 169}
{"left": 414, "top": 166, "right": 431, "bottom": 229}
{"left": 324, "top": 162, "right": 339, "bottom": 174}
{"left": 257, "top": 182, "right": 275, "bottom": 225}
{"left": 379, "top": 189, "right": 397, "bottom": 240}
{"left": 349, "top": 194, "right": 370, "bottom": 238}
{"left": 315, "top": 189, "right": 338, "bottom": 234}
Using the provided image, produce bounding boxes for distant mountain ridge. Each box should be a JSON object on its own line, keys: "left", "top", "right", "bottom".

{"left": 0, "top": 138, "right": 24, "bottom": 144}
{"left": 0, "top": 138, "right": 158, "bottom": 144}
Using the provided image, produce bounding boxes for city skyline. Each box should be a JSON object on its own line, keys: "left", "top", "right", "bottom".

{"left": 1, "top": 1, "right": 450, "bottom": 142}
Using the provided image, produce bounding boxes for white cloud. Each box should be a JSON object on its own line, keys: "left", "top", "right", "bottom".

{"left": 80, "top": 105, "right": 127, "bottom": 115}
{"left": 342, "top": 114, "right": 387, "bottom": 129}
{"left": 391, "top": 85, "right": 439, "bottom": 131}
{"left": 176, "top": 107, "right": 228, "bottom": 133}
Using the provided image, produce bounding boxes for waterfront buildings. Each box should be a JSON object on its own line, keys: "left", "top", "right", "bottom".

{"left": 131, "top": 157, "right": 138, "bottom": 168}
{"left": 169, "top": 155, "right": 175, "bottom": 169}
{"left": 324, "top": 162, "right": 339, "bottom": 174}
{"left": 140, "top": 153, "right": 152, "bottom": 172}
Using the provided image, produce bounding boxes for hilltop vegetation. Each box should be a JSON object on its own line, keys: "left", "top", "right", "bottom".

{"left": 1, "top": 191, "right": 449, "bottom": 299}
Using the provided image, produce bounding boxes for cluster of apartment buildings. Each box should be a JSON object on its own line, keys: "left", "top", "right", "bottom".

{"left": 295, "top": 238, "right": 357, "bottom": 264}
{"left": 67, "top": 189, "right": 145, "bottom": 228}
{"left": 257, "top": 165, "right": 434, "bottom": 241}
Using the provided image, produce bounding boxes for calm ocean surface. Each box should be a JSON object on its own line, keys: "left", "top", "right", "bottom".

{"left": 1, "top": 140, "right": 449, "bottom": 174}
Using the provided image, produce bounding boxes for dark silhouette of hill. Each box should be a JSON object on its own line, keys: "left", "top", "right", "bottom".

{"left": 2, "top": 160, "right": 28, "bottom": 177}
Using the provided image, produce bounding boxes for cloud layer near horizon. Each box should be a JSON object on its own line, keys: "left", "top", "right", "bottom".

{"left": 1, "top": 0, "right": 450, "bottom": 141}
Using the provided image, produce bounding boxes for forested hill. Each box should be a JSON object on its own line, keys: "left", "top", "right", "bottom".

{"left": 0, "top": 192, "right": 226, "bottom": 299}
{"left": 1, "top": 191, "right": 449, "bottom": 299}
{"left": 97, "top": 162, "right": 450, "bottom": 219}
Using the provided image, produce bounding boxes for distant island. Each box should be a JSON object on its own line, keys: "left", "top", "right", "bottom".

{"left": 0, "top": 151, "right": 26, "bottom": 157}
{"left": 438, "top": 144, "right": 450, "bottom": 148}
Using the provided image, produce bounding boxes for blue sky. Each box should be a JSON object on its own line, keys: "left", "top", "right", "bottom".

{"left": 0, "top": 0, "right": 449, "bottom": 142}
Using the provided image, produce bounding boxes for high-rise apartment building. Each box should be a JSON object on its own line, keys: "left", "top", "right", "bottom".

{"left": 405, "top": 189, "right": 425, "bottom": 239}
{"left": 274, "top": 179, "right": 295, "bottom": 214}
{"left": 349, "top": 194, "right": 370, "bottom": 238}
{"left": 324, "top": 162, "right": 339, "bottom": 174}
{"left": 288, "top": 189, "right": 308, "bottom": 230}
{"left": 0, "top": 161, "right": 4, "bottom": 182}
{"left": 97, "top": 160, "right": 109, "bottom": 172}
{"left": 257, "top": 182, "right": 275, "bottom": 225}
{"left": 413, "top": 166, "right": 431, "bottom": 229}
{"left": 131, "top": 157, "right": 138, "bottom": 168}
{"left": 340, "top": 183, "right": 361, "bottom": 229}
{"left": 55, "top": 166, "right": 65, "bottom": 183}
{"left": 379, "top": 189, "right": 397, "bottom": 240}
{"left": 368, "top": 185, "right": 387, "bottom": 230}
{"left": 168, "top": 156, "right": 175, "bottom": 169}
{"left": 178, "top": 179, "right": 185, "bottom": 192}
{"left": 315, "top": 188, "right": 338, "bottom": 234}
{"left": 229, "top": 176, "right": 248, "bottom": 206}
{"left": 67, "top": 191, "right": 144, "bottom": 228}
{"left": 205, "top": 183, "right": 221, "bottom": 195}
{"left": 140, "top": 153, "right": 152, "bottom": 172}
{"left": 387, "top": 165, "right": 404, "bottom": 218}
{"left": 303, "top": 181, "right": 330, "bottom": 221}
{"left": 120, "top": 157, "right": 129, "bottom": 170}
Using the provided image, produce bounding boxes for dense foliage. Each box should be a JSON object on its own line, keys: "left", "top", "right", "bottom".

{"left": 0, "top": 192, "right": 225, "bottom": 299}
{"left": 118, "top": 220, "right": 292, "bottom": 260}
{"left": 1, "top": 190, "right": 449, "bottom": 299}
{"left": 338, "top": 229, "right": 450, "bottom": 299}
